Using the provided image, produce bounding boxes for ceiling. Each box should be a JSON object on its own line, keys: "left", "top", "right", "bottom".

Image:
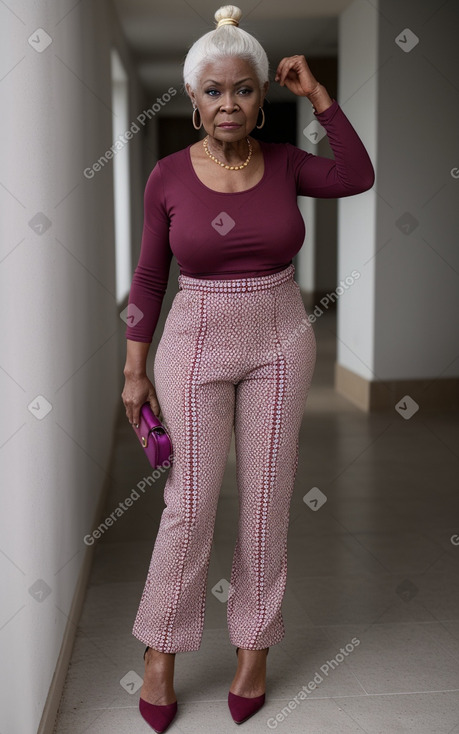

{"left": 112, "top": 0, "right": 353, "bottom": 108}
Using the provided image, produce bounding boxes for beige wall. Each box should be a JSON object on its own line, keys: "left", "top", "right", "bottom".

{"left": 0, "top": 1, "right": 146, "bottom": 731}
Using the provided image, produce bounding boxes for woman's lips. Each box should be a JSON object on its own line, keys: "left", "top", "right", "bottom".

{"left": 218, "top": 123, "right": 241, "bottom": 128}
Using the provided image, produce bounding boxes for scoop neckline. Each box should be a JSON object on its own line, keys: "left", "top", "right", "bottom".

{"left": 186, "top": 139, "right": 268, "bottom": 195}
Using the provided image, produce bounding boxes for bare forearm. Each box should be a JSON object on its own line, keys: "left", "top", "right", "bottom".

{"left": 124, "top": 339, "right": 151, "bottom": 378}
{"left": 307, "top": 83, "right": 334, "bottom": 114}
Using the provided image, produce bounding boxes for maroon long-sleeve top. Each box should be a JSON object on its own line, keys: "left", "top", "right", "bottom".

{"left": 125, "top": 99, "right": 375, "bottom": 343}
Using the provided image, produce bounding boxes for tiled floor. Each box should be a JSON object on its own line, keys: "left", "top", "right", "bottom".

{"left": 53, "top": 277, "right": 459, "bottom": 733}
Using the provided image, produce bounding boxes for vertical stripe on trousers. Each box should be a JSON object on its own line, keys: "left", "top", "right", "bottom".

{"left": 132, "top": 264, "right": 316, "bottom": 652}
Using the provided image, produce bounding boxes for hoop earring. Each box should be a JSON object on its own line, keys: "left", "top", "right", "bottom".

{"left": 256, "top": 106, "right": 265, "bottom": 130}
{"left": 192, "top": 106, "right": 202, "bottom": 130}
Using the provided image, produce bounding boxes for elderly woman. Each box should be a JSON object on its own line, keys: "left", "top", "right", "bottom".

{"left": 122, "top": 4, "right": 374, "bottom": 732}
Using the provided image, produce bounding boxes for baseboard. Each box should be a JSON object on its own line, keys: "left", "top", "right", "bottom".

{"left": 37, "top": 539, "right": 96, "bottom": 733}
{"left": 335, "top": 362, "right": 459, "bottom": 412}
{"left": 37, "top": 407, "right": 121, "bottom": 734}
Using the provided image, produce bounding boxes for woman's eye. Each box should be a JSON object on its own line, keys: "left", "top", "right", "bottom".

{"left": 204, "top": 88, "right": 253, "bottom": 96}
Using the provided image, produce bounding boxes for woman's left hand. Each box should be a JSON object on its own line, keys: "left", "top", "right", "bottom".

{"left": 274, "top": 55, "right": 320, "bottom": 97}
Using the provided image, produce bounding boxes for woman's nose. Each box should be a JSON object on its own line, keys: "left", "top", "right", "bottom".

{"left": 220, "top": 94, "right": 238, "bottom": 111}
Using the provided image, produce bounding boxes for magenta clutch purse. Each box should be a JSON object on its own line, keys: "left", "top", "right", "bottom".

{"left": 132, "top": 402, "right": 173, "bottom": 469}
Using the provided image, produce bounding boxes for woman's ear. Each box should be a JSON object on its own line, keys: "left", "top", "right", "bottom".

{"left": 261, "top": 80, "right": 269, "bottom": 105}
{"left": 185, "top": 83, "right": 195, "bottom": 105}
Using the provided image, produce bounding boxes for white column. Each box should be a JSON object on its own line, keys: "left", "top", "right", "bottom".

{"left": 336, "top": 0, "right": 378, "bottom": 388}
{"left": 336, "top": 0, "right": 459, "bottom": 410}
{"left": 295, "top": 97, "right": 316, "bottom": 293}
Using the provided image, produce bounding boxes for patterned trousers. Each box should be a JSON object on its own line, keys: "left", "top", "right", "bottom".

{"left": 132, "top": 264, "right": 316, "bottom": 652}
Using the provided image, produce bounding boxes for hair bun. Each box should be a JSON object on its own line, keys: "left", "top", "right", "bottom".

{"left": 214, "top": 5, "right": 242, "bottom": 27}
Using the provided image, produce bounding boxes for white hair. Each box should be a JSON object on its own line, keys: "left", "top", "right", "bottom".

{"left": 183, "top": 5, "right": 269, "bottom": 94}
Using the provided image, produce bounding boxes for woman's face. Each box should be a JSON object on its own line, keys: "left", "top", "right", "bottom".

{"left": 187, "top": 57, "right": 268, "bottom": 141}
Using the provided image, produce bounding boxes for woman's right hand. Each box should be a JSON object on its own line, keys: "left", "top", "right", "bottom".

{"left": 121, "top": 373, "right": 161, "bottom": 426}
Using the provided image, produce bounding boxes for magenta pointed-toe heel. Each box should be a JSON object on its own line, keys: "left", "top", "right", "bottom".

{"left": 228, "top": 690, "right": 266, "bottom": 724}
{"left": 139, "top": 646, "right": 178, "bottom": 733}
{"left": 228, "top": 647, "right": 269, "bottom": 724}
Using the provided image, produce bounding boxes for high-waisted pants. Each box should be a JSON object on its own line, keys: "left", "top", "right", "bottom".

{"left": 132, "top": 263, "right": 317, "bottom": 652}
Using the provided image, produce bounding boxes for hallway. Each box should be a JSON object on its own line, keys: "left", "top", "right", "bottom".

{"left": 53, "top": 276, "right": 459, "bottom": 733}
{"left": 2, "top": 1, "right": 459, "bottom": 732}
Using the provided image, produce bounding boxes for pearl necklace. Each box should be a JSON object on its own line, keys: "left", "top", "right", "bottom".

{"left": 203, "top": 135, "right": 252, "bottom": 171}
